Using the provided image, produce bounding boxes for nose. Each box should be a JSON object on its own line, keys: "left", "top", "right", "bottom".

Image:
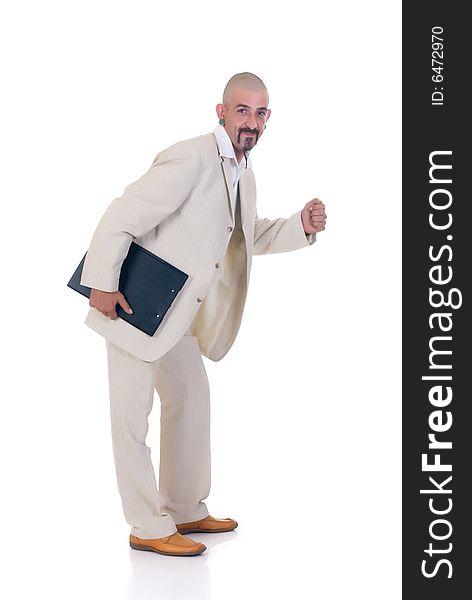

{"left": 245, "top": 114, "right": 257, "bottom": 130}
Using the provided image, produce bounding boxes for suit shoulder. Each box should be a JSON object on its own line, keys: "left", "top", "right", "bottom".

{"left": 154, "top": 133, "right": 216, "bottom": 162}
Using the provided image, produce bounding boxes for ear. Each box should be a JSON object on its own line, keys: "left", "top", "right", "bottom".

{"left": 266, "top": 108, "right": 272, "bottom": 122}
{"left": 216, "top": 103, "right": 226, "bottom": 119}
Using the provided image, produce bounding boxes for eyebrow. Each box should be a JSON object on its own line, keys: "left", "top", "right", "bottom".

{"left": 235, "top": 104, "right": 268, "bottom": 111}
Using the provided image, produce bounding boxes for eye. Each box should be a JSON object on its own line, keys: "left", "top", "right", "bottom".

{"left": 237, "top": 108, "right": 247, "bottom": 114}
{"left": 258, "top": 111, "right": 267, "bottom": 117}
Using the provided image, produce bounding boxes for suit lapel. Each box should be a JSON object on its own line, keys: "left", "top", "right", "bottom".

{"left": 237, "top": 171, "right": 256, "bottom": 287}
{"left": 238, "top": 170, "right": 253, "bottom": 236}
{"left": 220, "top": 156, "right": 236, "bottom": 221}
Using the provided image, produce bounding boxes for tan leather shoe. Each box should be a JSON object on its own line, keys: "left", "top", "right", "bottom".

{"left": 129, "top": 532, "right": 206, "bottom": 556}
{"left": 176, "top": 515, "right": 238, "bottom": 534}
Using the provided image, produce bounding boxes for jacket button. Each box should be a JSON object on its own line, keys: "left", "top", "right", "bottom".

{"left": 197, "top": 297, "right": 203, "bottom": 303}
{"left": 227, "top": 226, "right": 233, "bottom": 232}
{"left": 215, "top": 262, "right": 221, "bottom": 269}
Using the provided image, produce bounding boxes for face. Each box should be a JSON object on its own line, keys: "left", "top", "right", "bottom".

{"left": 216, "top": 87, "right": 271, "bottom": 161}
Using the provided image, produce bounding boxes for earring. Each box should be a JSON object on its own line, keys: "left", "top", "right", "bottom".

{"left": 219, "top": 118, "right": 225, "bottom": 125}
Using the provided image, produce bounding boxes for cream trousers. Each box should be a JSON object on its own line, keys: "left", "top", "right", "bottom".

{"left": 106, "top": 331, "right": 211, "bottom": 539}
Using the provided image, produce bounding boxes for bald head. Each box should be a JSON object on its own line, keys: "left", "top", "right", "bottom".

{"left": 222, "top": 72, "right": 268, "bottom": 105}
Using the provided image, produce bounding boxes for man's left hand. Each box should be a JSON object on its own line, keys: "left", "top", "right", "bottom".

{"left": 301, "top": 198, "right": 327, "bottom": 235}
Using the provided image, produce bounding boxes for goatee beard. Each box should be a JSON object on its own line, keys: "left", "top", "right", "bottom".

{"left": 237, "top": 127, "right": 259, "bottom": 148}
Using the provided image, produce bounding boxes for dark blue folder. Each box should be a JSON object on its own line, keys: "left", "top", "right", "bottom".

{"left": 68, "top": 242, "right": 189, "bottom": 336}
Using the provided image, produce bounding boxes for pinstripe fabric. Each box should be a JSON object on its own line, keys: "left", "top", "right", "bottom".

{"left": 106, "top": 333, "right": 210, "bottom": 539}
{"left": 80, "top": 132, "right": 315, "bottom": 363}
{"left": 82, "top": 133, "right": 317, "bottom": 540}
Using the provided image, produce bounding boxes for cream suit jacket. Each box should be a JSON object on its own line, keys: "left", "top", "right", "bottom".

{"left": 80, "top": 132, "right": 315, "bottom": 362}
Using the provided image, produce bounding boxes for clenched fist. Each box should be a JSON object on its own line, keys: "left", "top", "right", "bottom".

{"left": 89, "top": 289, "right": 133, "bottom": 320}
{"left": 301, "top": 198, "right": 327, "bottom": 235}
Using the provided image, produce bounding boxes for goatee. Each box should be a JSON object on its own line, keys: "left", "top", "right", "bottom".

{"left": 237, "top": 127, "right": 259, "bottom": 147}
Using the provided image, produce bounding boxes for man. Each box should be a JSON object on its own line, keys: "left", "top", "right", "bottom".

{"left": 80, "top": 72, "right": 327, "bottom": 557}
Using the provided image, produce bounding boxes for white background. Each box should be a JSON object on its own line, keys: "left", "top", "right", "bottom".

{"left": 0, "top": 1, "right": 401, "bottom": 598}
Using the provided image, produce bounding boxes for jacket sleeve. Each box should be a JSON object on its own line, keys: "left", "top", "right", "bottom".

{"left": 252, "top": 210, "right": 316, "bottom": 256}
{"left": 80, "top": 141, "right": 201, "bottom": 292}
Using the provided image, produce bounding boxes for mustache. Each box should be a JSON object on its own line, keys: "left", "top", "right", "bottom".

{"left": 237, "top": 127, "right": 260, "bottom": 144}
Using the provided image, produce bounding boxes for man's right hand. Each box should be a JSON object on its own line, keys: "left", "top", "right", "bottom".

{"left": 89, "top": 289, "right": 133, "bottom": 320}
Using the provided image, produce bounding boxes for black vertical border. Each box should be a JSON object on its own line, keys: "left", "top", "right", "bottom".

{"left": 403, "top": 2, "right": 470, "bottom": 597}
